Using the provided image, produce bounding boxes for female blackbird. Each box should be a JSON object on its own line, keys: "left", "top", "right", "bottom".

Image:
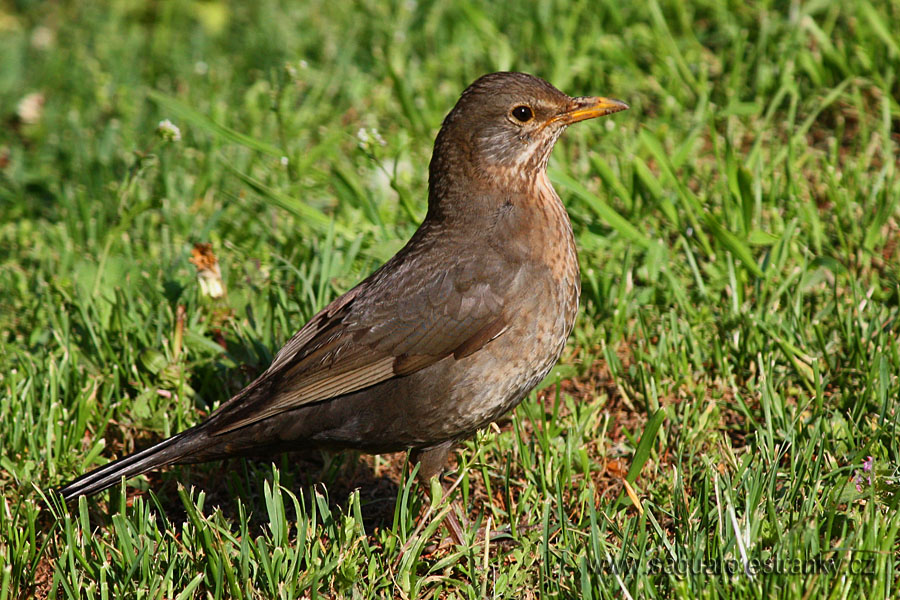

{"left": 58, "top": 72, "right": 628, "bottom": 504}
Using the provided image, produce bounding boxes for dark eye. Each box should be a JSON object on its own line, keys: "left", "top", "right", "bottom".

{"left": 511, "top": 105, "right": 533, "bottom": 122}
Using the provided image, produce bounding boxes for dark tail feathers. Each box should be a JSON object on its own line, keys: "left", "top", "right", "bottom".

{"left": 56, "top": 431, "right": 197, "bottom": 502}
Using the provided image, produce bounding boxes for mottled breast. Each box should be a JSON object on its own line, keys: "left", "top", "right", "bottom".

{"left": 425, "top": 171, "right": 581, "bottom": 437}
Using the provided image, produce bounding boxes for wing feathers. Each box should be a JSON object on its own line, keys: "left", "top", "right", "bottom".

{"left": 206, "top": 256, "right": 517, "bottom": 436}
{"left": 213, "top": 356, "right": 397, "bottom": 434}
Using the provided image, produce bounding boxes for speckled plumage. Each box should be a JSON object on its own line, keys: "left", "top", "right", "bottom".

{"left": 57, "top": 72, "right": 628, "bottom": 501}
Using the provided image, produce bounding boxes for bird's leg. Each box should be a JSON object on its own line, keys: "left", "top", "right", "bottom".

{"left": 410, "top": 442, "right": 468, "bottom": 545}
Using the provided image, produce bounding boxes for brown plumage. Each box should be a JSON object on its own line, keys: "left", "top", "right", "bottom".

{"left": 57, "top": 72, "right": 628, "bottom": 502}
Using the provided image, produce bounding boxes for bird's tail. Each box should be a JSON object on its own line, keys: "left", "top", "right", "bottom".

{"left": 56, "top": 430, "right": 202, "bottom": 502}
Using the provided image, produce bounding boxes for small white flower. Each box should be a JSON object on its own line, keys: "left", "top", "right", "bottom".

{"left": 157, "top": 119, "right": 182, "bottom": 142}
{"left": 299, "top": 59, "right": 309, "bottom": 69}
{"left": 357, "top": 127, "right": 370, "bottom": 149}
{"left": 194, "top": 61, "right": 209, "bottom": 75}
{"left": 31, "top": 26, "right": 54, "bottom": 50}
{"left": 17, "top": 92, "right": 45, "bottom": 125}
{"left": 357, "top": 127, "right": 386, "bottom": 150}
{"left": 280, "top": 156, "right": 289, "bottom": 167}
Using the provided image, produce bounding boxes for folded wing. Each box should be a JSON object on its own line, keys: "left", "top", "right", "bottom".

{"left": 208, "top": 251, "right": 516, "bottom": 435}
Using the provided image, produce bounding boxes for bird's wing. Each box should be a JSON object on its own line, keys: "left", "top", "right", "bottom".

{"left": 207, "top": 251, "right": 517, "bottom": 435}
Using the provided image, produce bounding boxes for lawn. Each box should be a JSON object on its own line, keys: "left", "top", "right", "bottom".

{"left": 2, "top": 0, "right": 899, "bottom": 598}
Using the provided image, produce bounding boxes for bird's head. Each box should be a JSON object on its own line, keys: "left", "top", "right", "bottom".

{"left": 428, "top": 72, "right": 628, "bottom": 204}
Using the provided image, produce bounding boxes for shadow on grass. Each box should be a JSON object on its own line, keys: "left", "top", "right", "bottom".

{"left": 72, "top": 448, "right": 410, "bottom": 540}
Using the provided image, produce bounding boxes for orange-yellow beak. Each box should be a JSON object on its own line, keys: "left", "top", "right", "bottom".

{"left": 552, "top": 96, "right": 629, "bottom": 126}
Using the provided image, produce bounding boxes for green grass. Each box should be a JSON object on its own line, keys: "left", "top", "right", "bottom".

{"left": 2, "top": 0, "right": 899, "bottom": 597}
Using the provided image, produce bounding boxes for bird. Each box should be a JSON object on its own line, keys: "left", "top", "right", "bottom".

{"left": 56, "top": 72, "right": 628, "bottom": 529}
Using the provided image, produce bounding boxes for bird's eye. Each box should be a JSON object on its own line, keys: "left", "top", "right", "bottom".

{"left": 511, "top": 105, "right": 533, "bottom": 122}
